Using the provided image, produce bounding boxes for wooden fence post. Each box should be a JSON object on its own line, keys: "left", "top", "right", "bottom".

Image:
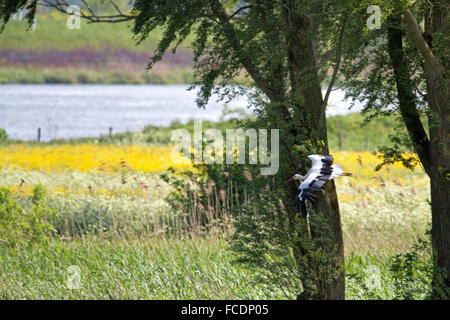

{"left": 338, "top": 133, "right": 343, "bottom": 150}
{"left": 37, "top": 128, "right": 41, "bottom": 143}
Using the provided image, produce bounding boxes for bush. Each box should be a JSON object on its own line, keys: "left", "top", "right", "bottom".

{"left": 389, "top": 230, "right": 450, "bottom": 300}
{"left": 0, "top": 185, "right": 56, "bottom": 247}
{"left": 0, "top": 128, "right": 8, "bottom": 143}
{"left": 390, "top": 235, "right": 433, "bottom": 300}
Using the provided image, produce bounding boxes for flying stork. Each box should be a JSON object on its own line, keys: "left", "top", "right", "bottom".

{"left": 285, "top": 155, "right": 351, "bottom": 218}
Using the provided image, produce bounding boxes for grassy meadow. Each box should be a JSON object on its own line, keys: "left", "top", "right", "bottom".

{"left": 0, "top": 12, "right": 194, "bottom": 84}
{"left": 0, "top": 114, "right": 432, "bottom": 299}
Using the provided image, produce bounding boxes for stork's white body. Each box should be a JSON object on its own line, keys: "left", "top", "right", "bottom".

{"left": 290, "top": 154, "right": 347, "bottom": 217}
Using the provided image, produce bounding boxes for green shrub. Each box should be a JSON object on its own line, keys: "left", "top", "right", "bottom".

{"left": 389, "top": 230, "right": 450, "bottom": 300}
{"left": 0, "top": 185, "right": 56, "bottom": 247}
{"left": 0, "top": 128, "right": 8, "bottom": 143}
{"left": 390, "top": 235, "right": 433, "bottom": 299}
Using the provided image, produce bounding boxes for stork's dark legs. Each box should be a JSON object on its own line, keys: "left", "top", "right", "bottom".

{"left": 300, "top": 200, "right": 307, "bottom": 219}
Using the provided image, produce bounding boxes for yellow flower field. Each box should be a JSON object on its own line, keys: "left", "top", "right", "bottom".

{"left": 0, "top": 144, "right": 191, "bottom": 173}
{"left": 0, "top": 145, "right": 425, "bottom": 179}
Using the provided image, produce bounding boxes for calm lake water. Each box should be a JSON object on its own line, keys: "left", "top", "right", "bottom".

{"left": 0, "top": 84, "right": 362, "bottom": 141}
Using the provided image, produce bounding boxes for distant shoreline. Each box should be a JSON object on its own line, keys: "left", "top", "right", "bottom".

{"left": 0, "top": 15, "right": 194, "bottom": 85}
{"left": 0, "top": 66, "right": 194, "bottom": 85}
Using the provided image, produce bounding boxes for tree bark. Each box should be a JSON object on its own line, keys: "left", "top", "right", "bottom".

{"left": 282, "top": 2, "right": 345, "bottom": 299}
{"left": 423, "top": 4, "right": 450, "bottom": 298}
{"left": 404, "top": 5, "right": 450, "bottom": 298}
{"left": 386, "top": 16, "right": 431, "bottom": 174}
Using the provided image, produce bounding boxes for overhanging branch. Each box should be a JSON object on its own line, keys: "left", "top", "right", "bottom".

{"left": 403, "top": 10, "right": 441, "bottom": 75}
{"left": 39, "top": 0, "right": 135, "bottom": 23}
{"left": 387, "top": 14, "right": 431, "bottom": 174}
{"left": 210, "top": 0, "right": 284, "bottom": 103}
{"left": 227, "top": 5, "right": 252, "bottom": 20}
{"left": 321, "top": 15, "right": 347, "bottom": 109}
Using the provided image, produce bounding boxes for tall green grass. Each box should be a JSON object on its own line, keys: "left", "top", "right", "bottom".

{"left": 0, "top": 238, "right": 431, "bottom": 300}
{"left": 0, "top": 238, "right": 283, "bottom": 299}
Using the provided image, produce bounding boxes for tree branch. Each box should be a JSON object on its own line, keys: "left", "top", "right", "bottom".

{"left": 210, "top": 0, "right": 284, "bottom": 103}
{"left": 227, "top": 5, "right": 252, "bottom": 20}
{"left": 321, "top": 16, "right": 347, "bottom": 109}
{"left": 317, "top": 48, "right": 334, "bottom": 69}
{"left": 387, "top": 14, "right": 431, "bottom": 174}
{"left": 39, "top": 0, "right": 135, "bottom": 23}
{"left": 403, "top": 10, "right": 441, "bottom": 75}
{"left": 108, "top": 0, "right": 124, "bottom": 16}
{"left": 308, "top": 10, "right": 347, "bottom": 18}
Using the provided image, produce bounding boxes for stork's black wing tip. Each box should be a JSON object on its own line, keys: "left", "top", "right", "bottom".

{"left": 303, "top": 190, "right": 317, "bottom": 205}
{"left": 321, "top": 155, "right": 334, "bottom": 166}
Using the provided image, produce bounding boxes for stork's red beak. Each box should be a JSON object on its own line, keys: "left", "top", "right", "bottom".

{"left": 285, "top": 177, "right": 294, "bottom": 184}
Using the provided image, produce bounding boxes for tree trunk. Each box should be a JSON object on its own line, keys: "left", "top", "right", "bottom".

{"left": 388, "top": 9, "right": 450, "bottom": 298}
{"left": 282, "top": 4, "right": 345, "bottom": 299}
{"left": 424, "top": 4, "right": 450, "bottom": 298}
{"left": 427, "top": 65, "right": 450, "bottom": 298}
{"left": 427, "top": 61, "right": 450, "bottom": 298}
{"left": 387, "top": 16, "right": 431, "bottom": 174}
{"left": 429, "top": 160, "right": 450, "bottom": 298}
{"left": 404, "top": 4, "right": 450, "bottom": 298}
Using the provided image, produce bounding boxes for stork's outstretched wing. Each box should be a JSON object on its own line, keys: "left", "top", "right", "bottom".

{"left": 307, "top": 154, "right": 334, "bottom": 172}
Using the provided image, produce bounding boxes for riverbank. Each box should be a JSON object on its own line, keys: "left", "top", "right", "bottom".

{"left": 0, "top": 13, "right": 194, "bottom": 85}
{"left": 0, "top": 113, "right": 415, "bottom": 152}
{"left": 0, "top": 67, "right": 194, "bottom": 85}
